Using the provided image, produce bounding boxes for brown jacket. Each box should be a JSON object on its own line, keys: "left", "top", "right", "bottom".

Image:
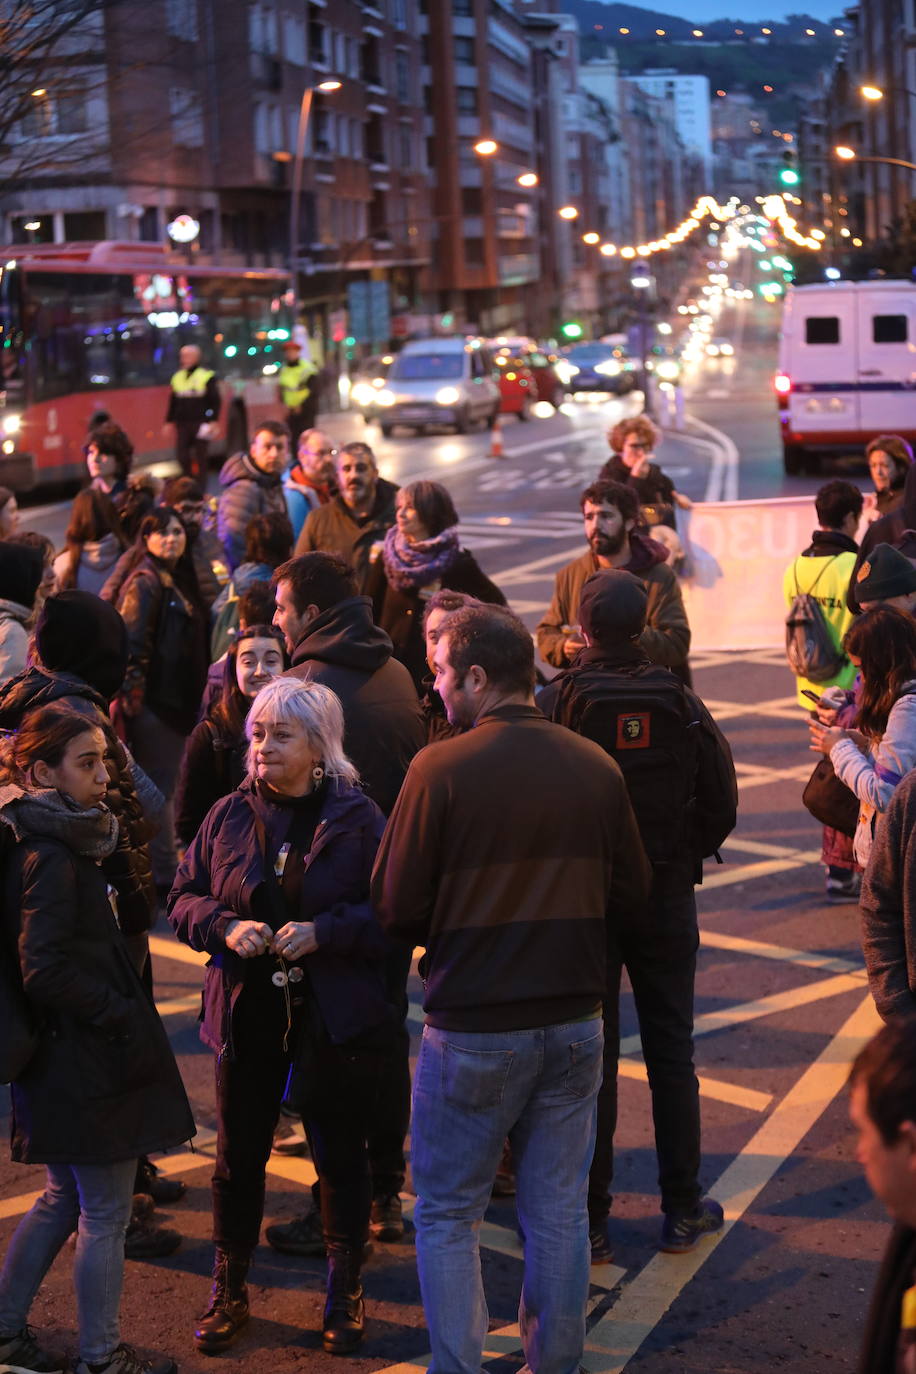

{"left": 535, "top": 537, "right": 691, "bottom": 671}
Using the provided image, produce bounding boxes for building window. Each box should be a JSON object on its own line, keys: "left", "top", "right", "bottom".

{"left": 462, "top": 186, "right": 483, "bottom": 213}
{"left": 170, "top": 87, "right": 204, "bottom": 147}
{"left": 456, "top": 86, "right": 478, "bottom": 113}
{"left": 390, "top": 0, "right": 407, "bottom": 24}
{"left": 464, "top": 236, "right": 485, "bottom": 264}
{"left": 454, "top": 35, "right": 475, "bottom": 62}
{"left": 395, "top": 48, "right": 410, "bottom": 102}
{"left": 19, "top": 87, "right": 87, "bottom": 138}
{"left": 399, "top": 127, "right": 412, "bottom": 166}
{"left": 166, "top": 0, "right": 198, "bottom": 40}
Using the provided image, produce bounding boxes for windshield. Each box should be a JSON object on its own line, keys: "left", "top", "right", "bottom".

{"left": 390, "top": 352, "right": 465, "bottom": 381}
{"left": 566, "top": 345, "right": 615, "bottom": 363}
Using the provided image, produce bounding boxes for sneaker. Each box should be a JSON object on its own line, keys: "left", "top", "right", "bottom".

{"left": 265, "top": 1208, "right": 373, "bottom": 1261}
{"left": 370, "top": 1193, "right": 404, "bottom": 1243}
{"left": 589, "top": 1223, "right": 614, "bottom": 1264}
{"left": 825, "top": 871, "right": 862, "bottom": 904}
{"left": 271, "top": 1115, "right": 309, "bottom": 1157}
{"left": 124, "top": 1218, "right": 182, "bottom": 1260}
{"left": 0, "top": 1326, "right": 67, "bottom": 1373}
{"left": 659, "top": 1197, "right": 724, "bottom": 1254}
{"left": 73, "top": 1342, "right": 177, "bottom": 1374}
{"left": 265, "top": 1208, "right": 326, "bottom": 1257}
{"left": 134, "top": 1160, "right": 186, "bottom": 1206}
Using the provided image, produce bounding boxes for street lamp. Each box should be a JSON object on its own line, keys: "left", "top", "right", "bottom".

{"left": 834, "top": 144, "right": 916, "bottom": 172}
{"left": 557, "top": 205, "right": 579, "bottom": 220}
{"left": 288, "top": 79, "right": 342, "bottom": 305}
{"left": 631, "top": 264, "right": 655, "bottom": 417}
{"left": 860, "top": 83, "right": 916, "bottom": 102}
{"left": 473, "top": 139, "right": 499, "bottom": 157}
{"left": 517, "top": 171, "right": 538, "bottom": 187}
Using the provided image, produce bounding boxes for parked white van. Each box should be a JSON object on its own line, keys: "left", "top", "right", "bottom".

{"left": 375, "top": 337, "right": 500, "bottom": 437}
{"left": 776, "top": 279, "right": 916, "bottom": 473}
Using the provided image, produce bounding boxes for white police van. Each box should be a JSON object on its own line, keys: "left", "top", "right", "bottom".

{"left": 776, "top": 279, "right": 916, "bottom": 473}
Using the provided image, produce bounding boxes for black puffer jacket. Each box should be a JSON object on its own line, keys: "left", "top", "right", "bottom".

{"left": 2, "top": 826, "right": 194, "bottom": 1164}
{"left": 116, "top": 553, "right": 209, "bottom": 733}
{"left": 0, "top": 667, "right": 159, "bottom": 934}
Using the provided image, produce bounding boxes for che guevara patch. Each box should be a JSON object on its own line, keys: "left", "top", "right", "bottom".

{"left": 616, "top": 712, "right": 650, "bottom": 749}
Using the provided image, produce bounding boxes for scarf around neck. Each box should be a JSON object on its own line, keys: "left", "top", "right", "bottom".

{"left": 0, "top": 782, "right": 118, "bottom": 860}
{"left": 383, "top": 524, "right": 460, "bottom": 591}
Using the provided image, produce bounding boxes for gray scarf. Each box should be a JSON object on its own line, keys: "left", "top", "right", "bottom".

{"left": 0, "top": 782, "right": 118, "bottom": 860}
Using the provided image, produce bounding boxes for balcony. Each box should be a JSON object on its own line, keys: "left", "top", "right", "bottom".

{"left": 498, "top": 251, "right": 539, "bottom": 284}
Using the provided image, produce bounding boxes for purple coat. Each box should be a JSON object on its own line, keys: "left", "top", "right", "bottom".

{"left": 167, "top": 777, "right": 391, "bottom": 1056}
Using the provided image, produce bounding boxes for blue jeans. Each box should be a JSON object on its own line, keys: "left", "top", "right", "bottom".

{"left": 0, "top": 1158, "right": 136, "bottom": 1364}
{"left": 411, "top": 1019, "right": 603, "bottom": 1374}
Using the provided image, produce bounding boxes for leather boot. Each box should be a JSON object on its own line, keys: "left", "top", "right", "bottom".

{"left": 194, "top": 1247, "right": 250, "bottom": 1354}
{"left": 322, "top": 1247, "right": 364, "bottom": 1355}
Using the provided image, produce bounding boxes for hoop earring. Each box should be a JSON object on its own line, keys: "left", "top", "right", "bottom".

{"left": 312, "top": 763, "right": 325, "bottom": 783}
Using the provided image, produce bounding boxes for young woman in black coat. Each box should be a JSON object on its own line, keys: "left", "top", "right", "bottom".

{"left": 379, "top": 480, "right": 506, "bottom": 690}
{"left": 0, "top": 704, "right": 193, "bottom": 1374}
{"left": 174, "top": 623, "right": 287, "bottom": 847}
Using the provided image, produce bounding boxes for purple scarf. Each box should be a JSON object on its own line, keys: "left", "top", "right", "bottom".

{"left": 383, "top": 524, "right": 460, "bottom": 591}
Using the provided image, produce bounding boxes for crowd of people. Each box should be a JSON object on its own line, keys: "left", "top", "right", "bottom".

{"left": 0, "top": 405, "right": 909, "bottom": 1374}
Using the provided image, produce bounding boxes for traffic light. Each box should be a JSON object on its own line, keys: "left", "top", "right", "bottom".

{"left": 779, "top": 149, "right": 800, "bottom": 186}
{"left": 561, "top": 321, "right": 584, "bottom": 340}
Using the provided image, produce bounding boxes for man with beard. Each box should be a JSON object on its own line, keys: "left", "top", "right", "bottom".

{"left": 293, "top": 441, "right": 397, "bottom": 610}
{"left": 536, "top": 480, "right": 691, "bottom": 680}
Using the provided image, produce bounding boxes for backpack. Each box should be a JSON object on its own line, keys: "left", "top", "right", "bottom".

{"left": 785, "top": 557, "right": 847, "bottom": 682}
{"left": 554, "top": 663, "right": 699, "bottom": 870}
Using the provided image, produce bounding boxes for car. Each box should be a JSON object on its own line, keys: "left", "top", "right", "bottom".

{"left": 493, "top": 350, "right": 538, "bottom": 420}
{"left": 490, "top": 338, "right": 565, "bottom": 409}
{"left": 374, "top": 337, "right": 501, "bottom": 436}
{"left": 554, "top": 342, "right": 636, "bottom": 397}
{"left": 349, "top": 353, "right": 393, "bottom": 421}
{"left": 706, "top": 337, "right": 735, "bottom": 358}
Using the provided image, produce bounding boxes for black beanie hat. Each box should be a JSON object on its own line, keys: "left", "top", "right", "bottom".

{"left": 36, "top": 590, "right": 129, "bottom": 700}
{"left": 855, "top": 543, "right": 916, "bottom": 603}
{"left": 578, "top": 569, "right": 648, "bottom": 644}
{"left": 0, "top": 541, "right": 44, "bottom": 612}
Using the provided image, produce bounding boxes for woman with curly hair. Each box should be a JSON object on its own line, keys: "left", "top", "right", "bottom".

{"left": 599, "top": 414, "right": 692, "bottom": 530}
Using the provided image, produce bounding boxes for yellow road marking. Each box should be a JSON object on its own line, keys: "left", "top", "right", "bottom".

{"left": 155, "top": 994, "right": 201, "bottom": 1017}
{"left": 701, "top": 852, "right": 823, "bottom": 891}
{"left": 582, "top": 994, "right": 881, "bottom": 1371}
{"left": 149, "top": 935, "right": 207, "bottom": 967}
{"left": 617, "top": 1058, "right": 772, "bottom": 1113}
{"left": 701, "top": 929, "right": 862, "bottom": 976}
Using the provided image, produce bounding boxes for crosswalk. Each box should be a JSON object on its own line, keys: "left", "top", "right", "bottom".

{"left": 458, "top": 512, "right": 584, "bottom": 549}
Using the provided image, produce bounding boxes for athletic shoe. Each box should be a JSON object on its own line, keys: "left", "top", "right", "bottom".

{"left": 589, "top": 1223, "right": 614, "bottom": 1264}
{"left": 124, "top": 1219, "right": 182, "bottom": 1260}
{"left": 134, "top": 1160, "right": 186, "bottom": 1206}
{"left": 73, "top": 1342, "right": 177, "bottom": 1374}
{"left": 825, "top": 871, "right": 862, "bottom": 904}
{"left": 370, "top": 1194, "right": 404, "bottom": 1243}
{"left": 271, "top": 1115, "right": 309, "bottom": 1157}
{"left": 0, "top": 1325, "right": 67, "bottom": 1373}
{"left": 659, "top": 1197, "right": 724, "bottom": 1254}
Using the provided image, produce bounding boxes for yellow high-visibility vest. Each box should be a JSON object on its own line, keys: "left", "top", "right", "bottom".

{"left": 278, "top": 359, "right": 317, "bottom": 409}
{"left": 170, "top": 366, "right": 215, "bottom": 397}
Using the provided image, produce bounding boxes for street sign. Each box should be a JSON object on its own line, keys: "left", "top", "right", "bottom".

{"left": 347, "top": 281, "right": 391, "bottom": 344}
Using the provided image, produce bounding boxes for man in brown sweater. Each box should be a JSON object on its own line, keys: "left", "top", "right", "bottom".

{"left": 372, "top": 604, "right": 650, "bottom": 1374}
{"left": 536, "top": 478, "right": 691, "bottom": 680}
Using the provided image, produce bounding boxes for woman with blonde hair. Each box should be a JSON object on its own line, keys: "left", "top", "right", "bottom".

{"left": 169, "top": 676, "right": 392, "bottom": 1357}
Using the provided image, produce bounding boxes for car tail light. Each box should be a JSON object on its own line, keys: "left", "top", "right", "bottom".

{"left": 774, "top": 373, "right": 791, "bottom": 395}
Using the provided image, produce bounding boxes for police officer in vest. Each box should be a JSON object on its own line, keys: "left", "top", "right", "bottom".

{"left": 278, "top": 339, "right": 318, "bottom": 449}
{"left": 165, "top": 344, "right": 221, "bottom": 478}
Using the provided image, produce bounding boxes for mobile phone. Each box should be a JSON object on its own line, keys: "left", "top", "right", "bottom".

{"left": 801, "top": 689, "right": 821, "bottom": 704}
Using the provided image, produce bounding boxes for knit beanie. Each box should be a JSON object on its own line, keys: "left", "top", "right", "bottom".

{"left": 855, "top": 544, "right": 916, "bottom": 603}
{"left": 0, "top": 541, "right": 43, "bottom": 611}
{"left": 578, "top": 569, "right": 648, "bottom": 643}
{"left": 35, "top": 590, "right": 129, "bottom": 700}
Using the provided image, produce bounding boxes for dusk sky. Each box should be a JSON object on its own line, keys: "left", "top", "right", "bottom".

{"left": 625, "top": 0, "right": 844, "bottom": 21}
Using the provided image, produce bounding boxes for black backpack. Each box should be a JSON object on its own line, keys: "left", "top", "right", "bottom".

{"left": 554, "top": 662, "right": 699, "bottom": 870}
{"left": 785, "top": 556, "right": 847, "bottom": 682}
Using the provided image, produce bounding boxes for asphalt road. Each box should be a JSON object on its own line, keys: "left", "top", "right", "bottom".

{"left": 0, "top": 300, "right": 890, "bottom": 1372}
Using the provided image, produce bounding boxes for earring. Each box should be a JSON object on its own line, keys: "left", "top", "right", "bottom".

{"left": 312, "top": 763, "right": 325, "bottom": 783}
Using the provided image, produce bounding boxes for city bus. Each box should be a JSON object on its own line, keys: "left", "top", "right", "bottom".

{"left": 0, "top": 241, "right": 294, "bottom": 490}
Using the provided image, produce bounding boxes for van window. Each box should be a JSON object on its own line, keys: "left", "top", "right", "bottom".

{"left": 390, "top": 352, "right": 464, "bottom": 381}
{"left": 873, "top": 314, "right": 908, "bottom": 343}
{"left": 805, "top": 316, "right": 840, "bottom": 344}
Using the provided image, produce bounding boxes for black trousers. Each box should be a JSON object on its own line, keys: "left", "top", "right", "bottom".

{"left": 174, "top": 422, "right": 208, "bottom": 477}
{"left": 589, "top": 884, "right": 702, "bottom": 1223}
{"left": 212, "top": 995, "right": 382, "bottom": 1255}
{"left": 286, "top": 397, "right": 317, "bottom": 452}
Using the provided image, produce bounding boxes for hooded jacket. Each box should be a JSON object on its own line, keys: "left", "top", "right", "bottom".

{"left": 285, "top": 595, "right": 425, "bottom": 816}
{"left": 116, "top": 552, "right": 209, "bottom": 733}
{"left": 0, "top": 542, "right": 43, "bottom": 687}
{"left": 168, "top": 777, "right": 391, "bottom": 1054}
{"left": 0, "top": 784, "right": 193, "bottom": 1164}
{"left": 830, "top": 681, "right": 916, "bottom": 867}
{"left": 217, "top": 451, "right": 289, "bottom": 571}
{"left": 535, "top": 532, "right": 691, "bottom": 674}
{"left": 293, "top": 478, "right": 399, "bottom": 606}
{"left": 53, "top": 533, "right": 124, "bottom": 598}
{"left": 848, "top": 462, "right": 916, "bottom": 611}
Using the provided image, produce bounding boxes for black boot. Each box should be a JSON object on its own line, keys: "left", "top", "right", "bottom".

{"left": 194, "top": 1247, "right": 250, "bottom": 1354}
{"left": 322, "top": 1247, "right": 364, "bottom": 1355}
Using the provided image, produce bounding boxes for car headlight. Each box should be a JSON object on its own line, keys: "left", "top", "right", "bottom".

{"left": 2, "top": 414, "right": 21, "bottom": 436}
{"left": 351, "top": 383, "right": 373, "bottom": 406}
{"left": 376, "top": 389, "right": 396, "bottom": 407}
{"left": 656, "top": 361, "right": 680, "bottom": 381}
{"left": 436, "top": 386, "right": 461, "bottom": 406}
{"left": 706, "top": 344, "right": 719, "bottom": 357}
{"left": 593, "top": 360, "right": 620, "bottom": 377}
{"left": 720, "top": 343, "right": 734, "bottom": 356}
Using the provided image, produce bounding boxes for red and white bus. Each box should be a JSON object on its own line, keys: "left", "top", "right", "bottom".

{"left": 0, "top": 241, "right": 293, "bottom": 490}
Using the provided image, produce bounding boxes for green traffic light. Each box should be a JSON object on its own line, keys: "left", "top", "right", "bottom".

{"left": 779, "top": 168, "right": 800, "bottom": 186}
{"left": 561, "top": 321, "right": 584, "bottom": 339}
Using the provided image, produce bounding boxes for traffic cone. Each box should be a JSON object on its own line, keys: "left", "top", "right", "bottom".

{"left": 490, "top": 415, "right": 504, "bottom": 459}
